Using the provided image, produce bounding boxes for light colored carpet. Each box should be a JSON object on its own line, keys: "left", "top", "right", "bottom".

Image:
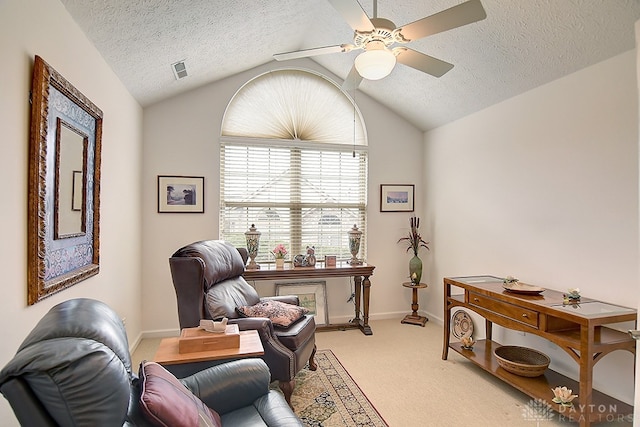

{"left": 132, "top": 319, "right": 632, "bottom": 426}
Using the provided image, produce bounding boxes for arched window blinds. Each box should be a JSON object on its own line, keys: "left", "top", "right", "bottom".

{"left": 220, "top": 69, "right": 368, "bottom": 264}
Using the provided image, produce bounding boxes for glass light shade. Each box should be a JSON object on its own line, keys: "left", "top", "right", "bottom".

{"left": 354, "top": 49, "right": 396, "bottom": 80}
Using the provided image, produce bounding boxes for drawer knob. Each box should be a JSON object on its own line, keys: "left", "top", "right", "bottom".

{"left": 522, "top": 313, "right": 528, "bottom": 318}
{"left": 473, "top": 298, "right": 479, "bottom": 302}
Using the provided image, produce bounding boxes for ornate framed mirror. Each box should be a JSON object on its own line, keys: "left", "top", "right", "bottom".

{"left": 27, "top": 55, "right": 103, "bottom": 305}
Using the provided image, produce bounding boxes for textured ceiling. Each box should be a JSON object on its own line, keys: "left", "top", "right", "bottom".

{"left": 59, "top": 0, "right": 640, "bottom": 131}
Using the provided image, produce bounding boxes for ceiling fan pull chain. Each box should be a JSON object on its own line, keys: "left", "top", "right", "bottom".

{"left": 352, "top": 87, "right": 356, "bottom": 157}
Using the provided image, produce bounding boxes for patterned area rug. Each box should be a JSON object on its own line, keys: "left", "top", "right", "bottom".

{"left": 274, "top": 349, "right": 388, "bottom": 427}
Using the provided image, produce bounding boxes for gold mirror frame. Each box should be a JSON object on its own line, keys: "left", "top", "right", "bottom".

{"left": 28, "top": 56, "right": 102, "bottom": 305}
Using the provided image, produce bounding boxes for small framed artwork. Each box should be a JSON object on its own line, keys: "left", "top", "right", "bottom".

{"left": 380, "top": 184, "right": 414, "bottom": 212}
{"left": 276, "top": 281, "right": 328, "bottom": 326}
{"left": 324, "top": 255, "right": 337, "bottom": 267}
{"left": 158, "top": 175, "right": 204, "bottom": 213}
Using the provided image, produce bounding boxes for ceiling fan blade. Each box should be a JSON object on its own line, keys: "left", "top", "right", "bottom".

{"left": 397, "top": 0, "right": 487, "bottom": 42}
{"left": 273, "top": 44, "right": 352, "bottom": 61}
{"left": 327, "top": 0, "right": 375, "bottom": 32}
{"left": 395, "top": 47, "right": 454, "bottom": 78}
{"left": 342, "top": 65, "right": 363, "bottom": 91}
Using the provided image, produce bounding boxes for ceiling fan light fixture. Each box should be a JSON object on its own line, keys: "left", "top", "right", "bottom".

{"left": 354, "top": 48, "right": 396, "bottom": 80}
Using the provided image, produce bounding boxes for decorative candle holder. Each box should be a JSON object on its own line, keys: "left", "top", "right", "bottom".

{"left": 244, "top": 224, "right": 261, "bottom": 270}
{"left": 348, "top": 224, "right": 363, "bottom": 265}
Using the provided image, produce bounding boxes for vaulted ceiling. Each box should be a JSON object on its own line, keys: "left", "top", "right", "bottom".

{"left": 60, "top": 0, "right": 640, "bottom": 131}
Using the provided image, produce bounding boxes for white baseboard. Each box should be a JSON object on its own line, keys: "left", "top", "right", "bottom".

{"left": 424, "top": 310, "right": 443, "bottom": 326}
{"left": 142, "top": 328, "right": 181, "bottom": 339}
{"left": 327, "top": 311, "right": 405, "bottom": 324}
{"left": 129, "top": 311, "right": 444, "bottom": 353}
{"left": 326, "top": 310, "right": 443, "bottom": 325}
{"left": 128, "top": 332, "right": 143, "bottom": 354}
{"left": 128, "top": 328, "right": 179, "bottom": 354}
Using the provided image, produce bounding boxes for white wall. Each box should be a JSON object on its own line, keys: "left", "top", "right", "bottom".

{"left": 141, "top": 59, "right": 425, "bottom": 334}
{"left": 424, "top": 50, "right": 638, "bottom": 405}
{"left": 0, "top": 0, "right": 143, "bottom": 424}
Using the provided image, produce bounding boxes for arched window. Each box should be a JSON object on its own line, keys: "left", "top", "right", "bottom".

{"left": 219, "top": 69, "right": 368, "bottom": 264}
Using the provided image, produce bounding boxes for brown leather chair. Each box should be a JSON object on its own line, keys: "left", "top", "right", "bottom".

{"left": 169, "top": 240, "right": 317, "bottom": 405}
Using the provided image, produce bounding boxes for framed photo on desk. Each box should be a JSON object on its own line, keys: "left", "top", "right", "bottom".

{"left": 276, "top": 281, "right": 328, "bottom": 326}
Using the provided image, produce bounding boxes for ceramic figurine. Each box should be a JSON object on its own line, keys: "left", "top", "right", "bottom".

{"left": 305, "top": 246, "right": 316, "bottom": 267}
{"left": 199, "top": 317, "right": 228, "bottom": 333}
{"left": 460, "top": 336, "right": 475, "bottom": 350}
{"left": 566, "top": 288, "right": 580, "bottom": 300}
{"left": 293, "top": 254, "right": 306, "bottom": 267}
{"left": 293, "top": 246, "right": 317, "bottom": 267}
{"left": 552, "top": 386, "right": 578, "bottom": 407}
{"left": 503, "top": 275, "right": 519, "bottom": 284}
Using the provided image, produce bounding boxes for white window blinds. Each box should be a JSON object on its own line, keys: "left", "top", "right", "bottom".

{"left": 220, "top": 139, "right": 367, "bottom": 263}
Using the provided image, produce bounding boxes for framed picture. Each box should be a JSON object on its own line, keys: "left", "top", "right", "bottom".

{"left": 158, "top": 175, "right": 204, "bottom": 213}
{"left": 276, "top": 281, "right": 328, "bottom": 326}
{"left": 380, "top": 184, "right": 414, "bottom": 212}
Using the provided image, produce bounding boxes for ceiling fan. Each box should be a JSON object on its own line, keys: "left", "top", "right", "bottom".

{"left": 273, "top": 0, "right": 487, "bottom": 89}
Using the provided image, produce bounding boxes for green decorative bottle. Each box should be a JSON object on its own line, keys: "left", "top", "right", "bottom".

{"left": 409, "top": 254, "right": 422, "bottom": 284}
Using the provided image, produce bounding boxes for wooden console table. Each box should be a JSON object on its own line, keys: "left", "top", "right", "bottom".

{"left": 443, "top": 276, "right": 636, "bottom": 427}
{"left": 244, "top": 262, "right": 375, "bottom": 335}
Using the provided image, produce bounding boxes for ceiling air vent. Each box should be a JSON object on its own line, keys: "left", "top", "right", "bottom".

{"left": 171, "top": 60, "right": 188, "bottom": 80}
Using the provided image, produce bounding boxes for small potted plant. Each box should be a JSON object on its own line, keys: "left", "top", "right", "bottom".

{"left": 272, "top": 244, "right": 288, "bottom": 268}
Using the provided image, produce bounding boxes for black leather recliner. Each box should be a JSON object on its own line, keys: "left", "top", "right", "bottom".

{"left": 0, "top": 298, "right": 303, "bottom": 426}
{"left": 169, "top": 240, "right": 317, "bottom": 405}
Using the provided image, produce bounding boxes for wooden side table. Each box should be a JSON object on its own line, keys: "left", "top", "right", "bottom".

{"left": 154, "top": 330, "right": 264, "bottom": 378}
{"left": 401, "top": 282, "right": 429, "bottom": 326}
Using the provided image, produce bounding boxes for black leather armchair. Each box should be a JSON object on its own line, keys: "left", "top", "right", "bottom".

{"left": 0, "top": 298, "right": 303, "bottom": 426}
{"left": 169, "top": 240, "right": 317, "bottom": 405}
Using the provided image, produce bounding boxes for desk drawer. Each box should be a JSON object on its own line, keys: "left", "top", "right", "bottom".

{"left": 468, "top": 292, "right": 539, "bottom": 328}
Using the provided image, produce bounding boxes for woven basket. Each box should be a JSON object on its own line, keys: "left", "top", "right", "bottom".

{"left": 494, "top": 346, "right": 550, "bottom": 377}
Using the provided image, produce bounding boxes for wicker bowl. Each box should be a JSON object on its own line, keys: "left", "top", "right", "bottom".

{"left": 494, "top": 346, "right": 550, "bottom": 377}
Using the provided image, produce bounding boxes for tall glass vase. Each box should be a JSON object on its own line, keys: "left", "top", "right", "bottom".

{"left": 409, "top": 254, "right": 422, "bottom": 284}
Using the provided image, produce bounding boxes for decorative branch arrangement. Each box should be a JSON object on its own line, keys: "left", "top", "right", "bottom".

{"left": 398, "top": 216, "right": 430, "bottom": 256}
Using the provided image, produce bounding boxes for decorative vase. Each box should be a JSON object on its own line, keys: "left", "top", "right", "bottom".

{"left": 409, "top": 254, "right": 422, "bottom": 284}
{"left": 275, "top": 257, "right": 284, "bottom": 268}
{"left": 348, "top": 224, "right": 363, "bottom": 265}
{"left": 244, "top": 224, "right": 261, "bottom": 270}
